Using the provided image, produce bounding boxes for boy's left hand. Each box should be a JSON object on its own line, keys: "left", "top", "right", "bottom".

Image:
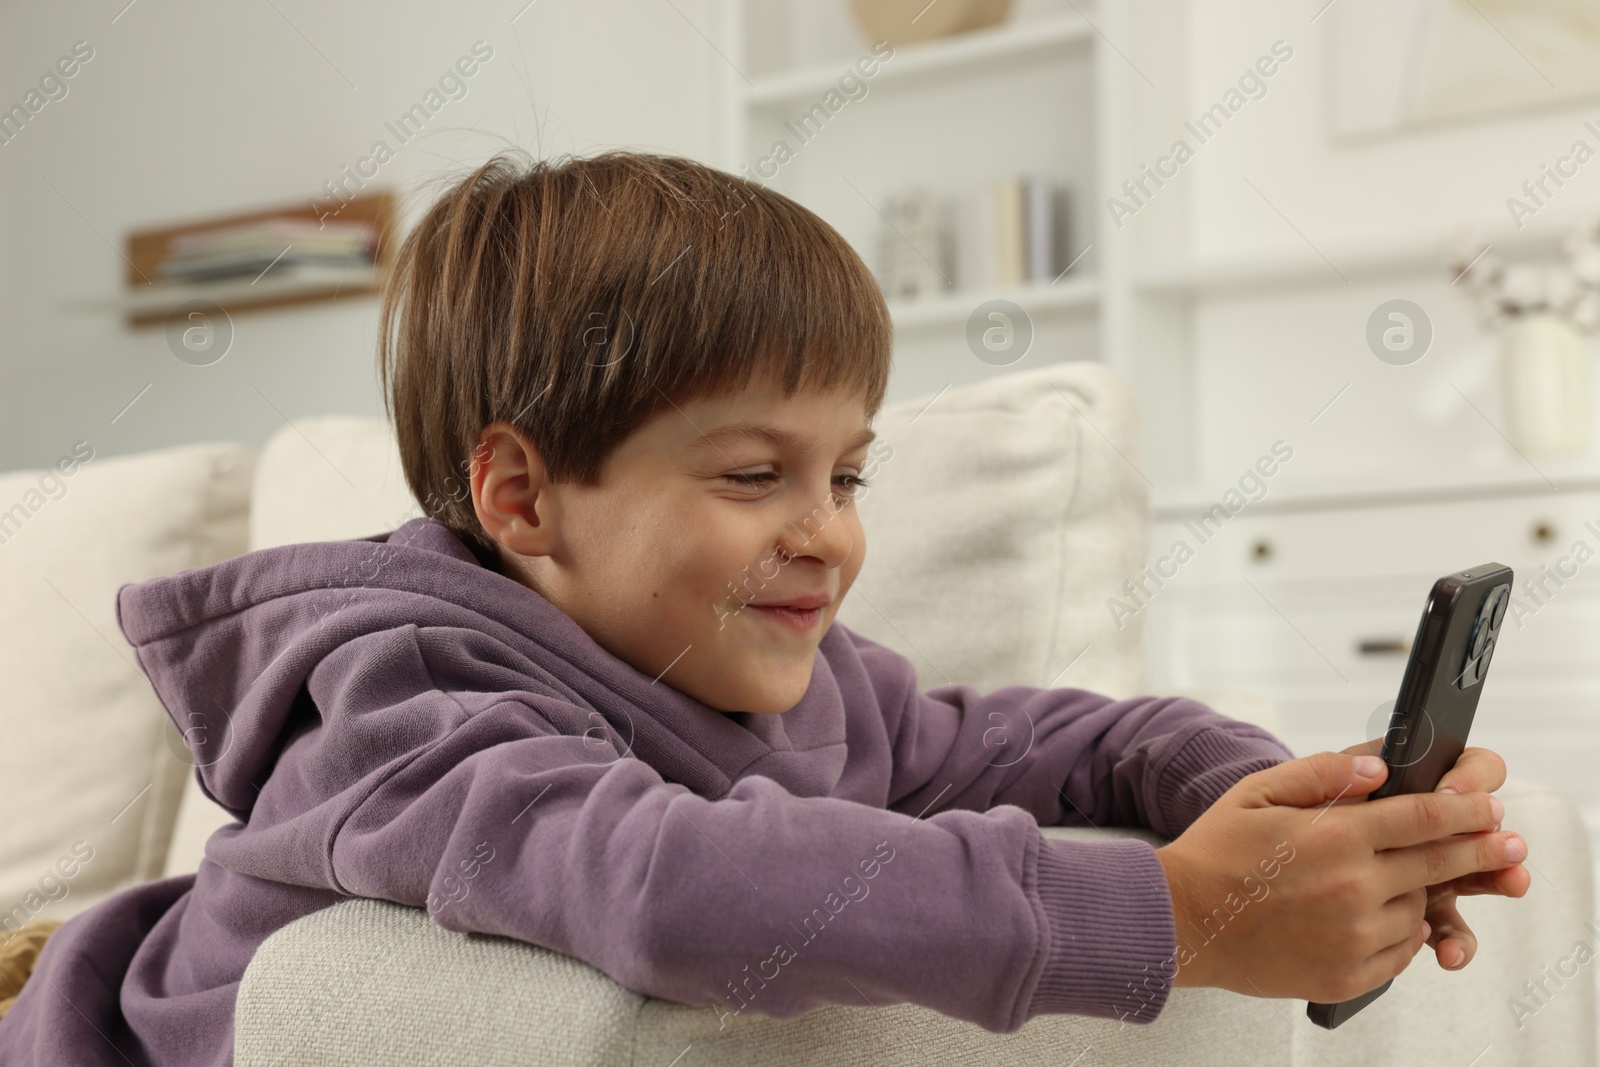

{"left": 1338, "top": 737, "right": 1531, "bottom": 972}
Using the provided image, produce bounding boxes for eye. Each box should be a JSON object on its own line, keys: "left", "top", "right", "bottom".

{"left": 833, "top": 474, "right": 870, "bottom": 494}
{"left": 723, "top": 471, "right": 778, "bottom": 488}
{"left": 720, "top": 471, "right": 870, "bottom": 493}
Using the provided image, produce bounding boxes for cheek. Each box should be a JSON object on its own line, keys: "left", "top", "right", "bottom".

{"left": 632, "top": 499, "right": 744, "bottom": 608}
{"left": 840, "top": 512, "right": 867, "bottom": 581}
{"left": 577, "top": 490, "right": 688, "bottom": 600}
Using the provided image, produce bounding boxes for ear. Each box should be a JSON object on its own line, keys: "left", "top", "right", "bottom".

{"left": 470, "top": 420, "right": 557, "bottom": 558}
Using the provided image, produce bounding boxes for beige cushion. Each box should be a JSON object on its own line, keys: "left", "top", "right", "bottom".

{"left": 237, "top": 779, "right": 1594, "bottom": 1065}
{"left": 249, "top": 414, "right": 418, "bottom": 551}
{"left": 0, "top": 441, "right": 253, "bottom": 922}
{"left": 836, "top": 361, "right": 1147, "bottom": 699}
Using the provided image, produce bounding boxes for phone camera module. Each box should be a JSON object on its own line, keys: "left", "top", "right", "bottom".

{"left": 1458, "top": 583, "right": 1510, "bottom": 689}
{"left": 1469, "top": 617, "right": 1489, "bottom": 658}
{"left": 1490, "top": 584, "right": 1509, "bottom": 629}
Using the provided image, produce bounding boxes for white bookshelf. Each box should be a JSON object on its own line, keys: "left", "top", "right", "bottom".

{"left": 711, "top": 0, "right": 1166, "bottom": 415}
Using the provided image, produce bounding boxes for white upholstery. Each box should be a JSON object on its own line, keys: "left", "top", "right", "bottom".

{"left": 246, "top": 412, "right": 421, "bottom": 552}
{"left": 835, "top": 362, "right": 1147, "bottom": 701}
{"left": 0, "top": 441, "right": 253, "bottom": 925}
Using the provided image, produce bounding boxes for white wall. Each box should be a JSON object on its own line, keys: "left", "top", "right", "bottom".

{"left": 1110, "top": 0, "right": 1600, "bottom": 492}
{"left": 0, "top": 0, "right": 718, "bottom": 472}
{"left": 1186, "top": 0, "right": 1600, "bottom": 261}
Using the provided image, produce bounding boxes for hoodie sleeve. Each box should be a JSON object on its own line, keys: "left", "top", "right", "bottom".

{"left": 328, "top": 691, "right": 1184, "bottom": 1032}
{"left": 840, "top": 626, "right": 1298, "bottom": 840}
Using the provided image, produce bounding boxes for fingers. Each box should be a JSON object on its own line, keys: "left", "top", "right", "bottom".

{"left": 1435, "top": 746, "right": 1508, "bottom": 797}
{"left": 1378, "top": 827, "right": 1528, "bottom": 896}
{"left": 1363, "top": 789, "right": 1504, "bottom": 851}
{"left": 1242, "top": 750, "right": 1388, "bottom": 810}
{"left": 1445, "top": 864, "right": 1533, "bottom": 899}
{"left": 1423, "top": 896, "right": 1476, "bottom": 970}
{"left": 1377, "top": 886, "right": 1429, "bottom": 946}
{"left": 1340, "top": 737, "right": 1384, "bottom": 759}
{"left": 1359, "top": 918, "right": 1433, "bottom": 994}
{"left": 1320, "top": 910, "right": 1430, "bottom": 1003}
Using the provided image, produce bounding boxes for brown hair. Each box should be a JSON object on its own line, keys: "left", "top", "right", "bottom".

{"left": 377, "top": 149, "right": 894, "bottom": 560}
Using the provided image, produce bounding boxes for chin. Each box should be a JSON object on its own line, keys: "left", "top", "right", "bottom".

{"left": 746, "top": 693, "right": 801, "bottom": 715}
{"left": 725, "top": 672, "right": 810, "bottom": 715}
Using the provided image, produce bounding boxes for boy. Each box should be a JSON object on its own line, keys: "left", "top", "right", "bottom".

{"left": 0, "top": 150, "right": 1527, "bottom": 1064}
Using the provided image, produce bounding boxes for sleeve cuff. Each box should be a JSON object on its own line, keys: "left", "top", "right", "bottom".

{"left": 1025, "top": 835, "right": 1178, "bottom": 1025}
{"left": 1152, "top": 719, "right": 1296, "bottom": 839}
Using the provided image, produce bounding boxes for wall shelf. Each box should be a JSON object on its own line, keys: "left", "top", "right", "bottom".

{"left": 115, "top": 261, "right": 382, "bottom": 319}
{"left": 1134, "top": 226, "right": 1570, "bottom": 297}
{"left": 1152, "top": 457, "right": 1600, "bottom": 520}
{"left": 119, "top": 191, "right": 396, "bottom": 328}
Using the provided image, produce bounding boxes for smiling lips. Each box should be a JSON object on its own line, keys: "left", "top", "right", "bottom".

{"left": 748, "top": 594, "right": 830, "bottom": 632}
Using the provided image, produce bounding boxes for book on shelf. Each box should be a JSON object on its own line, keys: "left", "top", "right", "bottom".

{"left": 956, "top": 175, "right": 1073, "bottom": 293}
{"left": 158, "top": 217, "right": 380, "bottom": 283}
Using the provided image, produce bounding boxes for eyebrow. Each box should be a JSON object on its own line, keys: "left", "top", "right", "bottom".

{"left": 688, "top": 421, "right": 877, "bottom": 457}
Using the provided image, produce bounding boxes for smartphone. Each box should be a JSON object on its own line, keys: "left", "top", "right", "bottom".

{"left": 1305, "top": 563, "right": 1513, "bottom": 1030}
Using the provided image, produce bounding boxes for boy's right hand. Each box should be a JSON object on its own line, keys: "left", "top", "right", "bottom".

{"left": 1153, "top": 750, "right": 1526, "bottom": 1004}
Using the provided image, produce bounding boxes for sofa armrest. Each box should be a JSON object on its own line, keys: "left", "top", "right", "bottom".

{"left": 236, "top": 779, "right": 1594, "bottom": 1067}
{"left": 235, "top": 895, "right": 644, "bottom": 1067}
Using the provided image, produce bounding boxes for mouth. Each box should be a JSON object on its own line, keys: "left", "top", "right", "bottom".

{"left": 749, "top": 605, "right": 823, "bottom": 631}
{"left": 747, "top": 595, "right": 829, "bottom": 633}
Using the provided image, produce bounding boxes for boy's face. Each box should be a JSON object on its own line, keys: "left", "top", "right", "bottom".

{"left": 472, "top": 375, "right": 873, "bottom": 715}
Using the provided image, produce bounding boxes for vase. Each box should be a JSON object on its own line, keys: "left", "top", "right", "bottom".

{"left": 848, "top": 0, "right": 1013, "bottom": 47}
{"left": 1500, "top": 312, "right": 1592, "bottom": 459}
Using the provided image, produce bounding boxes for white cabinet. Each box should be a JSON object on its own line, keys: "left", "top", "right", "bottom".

{"left": 1144, "top": 483, "right": 1600, "bottom": 847}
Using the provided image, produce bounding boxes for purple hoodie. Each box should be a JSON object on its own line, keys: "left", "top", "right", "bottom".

{"left": 0, "top": 517, "right": 1294, "bottom": 1065}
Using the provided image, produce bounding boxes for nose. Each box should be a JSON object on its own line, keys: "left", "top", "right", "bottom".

{"left": 775, "top": 489, "right": 860, "bottom": 570}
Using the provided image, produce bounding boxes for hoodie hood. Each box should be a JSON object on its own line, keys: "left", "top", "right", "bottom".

{"left": 115, "top": 517, "right": 829, "bottom": 821}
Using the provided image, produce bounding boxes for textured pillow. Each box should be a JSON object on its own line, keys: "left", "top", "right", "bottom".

{"left": 0, "top": 441, "right": 253, "bottom": 920}
{"left": 834, "top": 361, "right": 1147, "bottom": 699}
{"left": 249, "top": 414, "right": 419, "bottom": 551}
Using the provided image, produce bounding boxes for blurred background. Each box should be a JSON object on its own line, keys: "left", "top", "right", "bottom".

{"left": 4, "top": 0, "right": 1600, "bottom": 992}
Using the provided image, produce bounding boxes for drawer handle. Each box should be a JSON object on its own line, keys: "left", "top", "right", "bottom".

{"left": 1357, "top": 637, "right": 1411, "bottom": 656}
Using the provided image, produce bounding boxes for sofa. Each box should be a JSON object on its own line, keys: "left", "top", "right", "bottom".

{"left": 0, "top": 360, "right": 1592, "bottom": 1065}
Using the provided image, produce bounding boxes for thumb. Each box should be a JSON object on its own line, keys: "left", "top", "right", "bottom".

{"left": 1239, "top": 750, "right": 1387, "bottom": 809}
